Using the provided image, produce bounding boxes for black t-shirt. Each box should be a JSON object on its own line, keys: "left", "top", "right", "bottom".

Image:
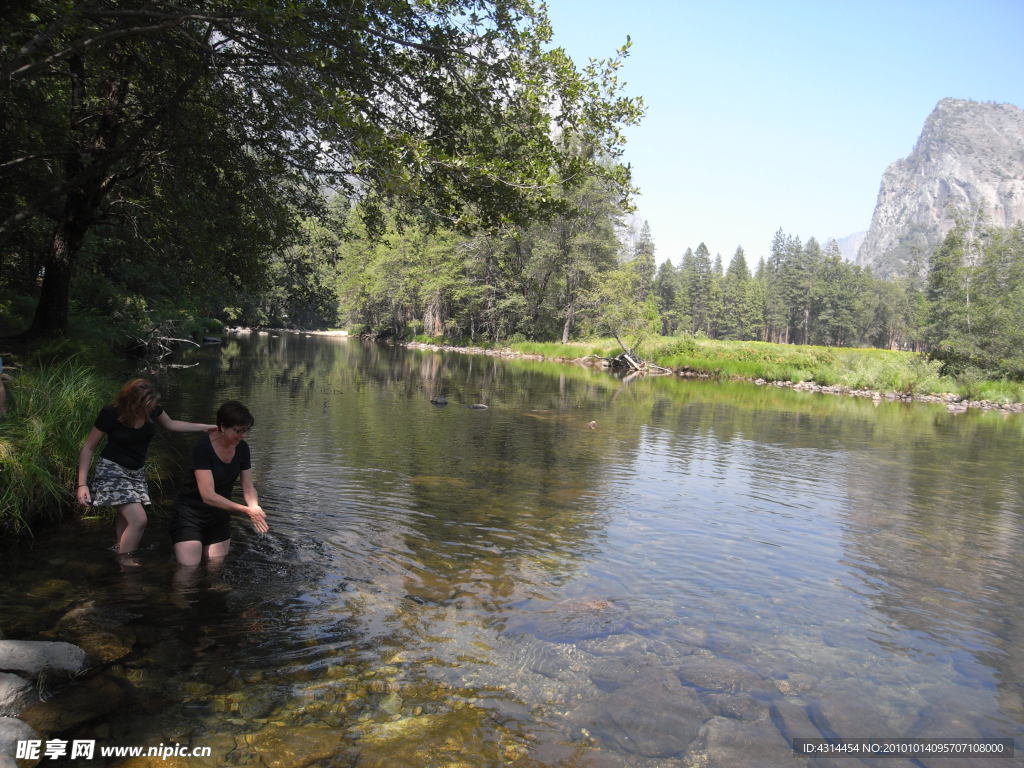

{"left": 178, "top": 435, "right": 251, "bottom": 509}
{"left": 94, "top": 404, "right": 165, "bottom": 470}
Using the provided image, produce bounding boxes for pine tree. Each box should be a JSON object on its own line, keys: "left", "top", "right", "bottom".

{"left": 706, "top": 254, "right": 725, "bottom": 339}
{"left": 720, "top": 247, "right": 751, "bottom": 340}
{"left": 632, "top": 221, "right": 657, "bottom": 299}
{"left": 654, "top": 260, "right": 680, "bottom": 335}
{"left": 926, "top": 225, "right": 973, "bottom": 369}
{"left": 689, "top": 243, "right": 714, "bottom": 334}
{"left": 764, "top": 230, "right": 791, "bottom": 343}
{"left": 675, "top": 248, "right": 695, "bottom": 333}
{"left": 797, "top": 237, "right": 824, "bottom": 345}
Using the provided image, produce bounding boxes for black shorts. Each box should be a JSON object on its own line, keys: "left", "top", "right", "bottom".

{"left": 170, "top": 503, "right": 232, "bottom": 545}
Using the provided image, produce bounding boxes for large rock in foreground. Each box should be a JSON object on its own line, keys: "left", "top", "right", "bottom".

{"left": 0, "top": 674, "right": 36, "bottom": 718}
{"left": 0, "top": 717, "right": 41, "bottom": 768}
{"left": 0, "top": 641, "right": 88, "bottom": 679}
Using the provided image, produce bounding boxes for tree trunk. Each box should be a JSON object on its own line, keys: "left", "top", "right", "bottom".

{"left": 27, "top": 206, "right": 90, "bottom": 336}
{"left": 26, "top": 52, "right": 127, "bottom": 336}
{"left": 561, "top": 302, "right": 575, "bottom": 344}
{"left": 423, "top": 292, "right": 443, "bottom": 336}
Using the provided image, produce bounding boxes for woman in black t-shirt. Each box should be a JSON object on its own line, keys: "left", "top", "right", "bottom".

{"left": 77, "top": 379, "right": 215, "bottom": 555}
{"left": 170, "top": 400, "right": 268, "bottom": 567}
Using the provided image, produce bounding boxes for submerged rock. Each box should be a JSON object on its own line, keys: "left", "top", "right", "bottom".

{"left": 685, "top": 714, "right": 794, "bottom": 768}
{"left": 53, "top": 602, "right": 136, "bottom": 663}
{"left": 579, "top": 672, "right": 710, "bottom": 758}
{"left": 509, "top": 598, "right": 632, "bottom": 644}
{"left": 807, "top": 680, "right": 922, "bottom": 741}
{"left": 703, "top": 691, "right": 765, "bottom": 722}
{"left": 674, "top": 652, "right": 773, "bottom": 696}
{"left": 768, "top": 698, "right": 820, "bottom": 748}
{"left": 241, "top": 725, "right": 351, "bottom": 768}
{"left": 233, "top": 686, "right": 282, "bottom": 720}
{"left": 378, "top": 692, "right": 403, "bottom": 716}
{"left": 19, "top": 675, "right": 123, "bottom": 733}
{"left": 358, "top": 710, "right": 499, "bottom": 768}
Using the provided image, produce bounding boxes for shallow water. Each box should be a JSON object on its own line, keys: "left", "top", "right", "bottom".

{"left": 2, "top": 333, "right": 1023, "bottom": 767}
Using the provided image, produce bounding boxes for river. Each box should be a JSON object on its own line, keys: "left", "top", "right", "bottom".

{"left": 2, "top": 332, "right": 1022, "bottom": 767}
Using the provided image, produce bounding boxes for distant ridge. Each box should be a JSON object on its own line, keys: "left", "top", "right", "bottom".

{"left": 856, "top": 98, "right": 1024, "bottom": 277}
{"left": 834, "top": 231, "right": 866, "bottom": 262}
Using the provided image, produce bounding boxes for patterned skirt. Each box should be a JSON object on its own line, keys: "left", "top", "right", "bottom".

{"left": 90, "top": 457, "right": 151, "bottom": 507}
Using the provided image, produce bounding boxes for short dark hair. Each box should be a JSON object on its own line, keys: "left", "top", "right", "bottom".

{"left": 217, "top": 400, "right": 254, "bottom": 430}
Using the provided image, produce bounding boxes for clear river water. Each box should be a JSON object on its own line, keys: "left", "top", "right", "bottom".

{"left": 2, "top": 332, "right": 1023, "bottom": 767}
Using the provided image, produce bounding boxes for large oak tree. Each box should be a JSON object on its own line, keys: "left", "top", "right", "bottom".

{"left": 1, "top": 0, "right": 641, "bottom": 334}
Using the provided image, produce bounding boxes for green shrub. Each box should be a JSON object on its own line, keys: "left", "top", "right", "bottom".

{"left": 410, "top": 333, "right": 446, "bottom": 344}
{"left": 177, "top": 315, "right": 226, "bottom": 341}
{"left": 0, "top": 289, "right": 35, "bottom": 334}
{"left": 976, "top": 379, "right": 1024, "bottom": 404}
{"left": 955, "top": 366, "right": 987, "bottom": 401}
{"left": 651, "top": 335, "right": 698, "bottom": 359}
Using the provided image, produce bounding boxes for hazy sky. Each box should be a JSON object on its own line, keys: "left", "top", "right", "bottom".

{"left": 545, "top": 0, "right": 1024, "bottom": 265}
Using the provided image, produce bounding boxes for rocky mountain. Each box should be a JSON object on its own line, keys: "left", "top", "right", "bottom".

{"left": 856, "top": 98, "right": 1024, "bottom": 277}
{"left": 835, "top": 231, "right": 866, "bottom": 262}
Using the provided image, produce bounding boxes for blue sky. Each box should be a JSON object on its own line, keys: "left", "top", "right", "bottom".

{"left": 545, "top": 0, "right": 1024, "bottom": 265}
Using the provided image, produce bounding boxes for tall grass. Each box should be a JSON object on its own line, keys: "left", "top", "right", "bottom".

{"left": 641, "top": 337, "right": 974, "bottom": 395}
{"left": 506, "top": 339, "right": 614, "bottom": 358}
{"left": 0, "top": 359, "right": 109, "bottom": 533}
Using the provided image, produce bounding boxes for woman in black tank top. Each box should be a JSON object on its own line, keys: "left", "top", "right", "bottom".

{"left": 76, "top": 379, "right": 214, "bottom": 557}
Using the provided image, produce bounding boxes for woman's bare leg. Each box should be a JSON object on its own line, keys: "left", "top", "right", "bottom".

{"left": 115, "top": 503, "right": 148, "bottom": 554}
{"left": 204, "top": 539, "right": 231, "bottom": 571}
{"left": 174, "top": 540, "right": 204, "bottom": 567}
{"left": 171, "top": 540, "right": 204, "bottom": 605}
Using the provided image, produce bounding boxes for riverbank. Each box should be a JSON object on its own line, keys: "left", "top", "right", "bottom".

{"left": 227, "top": 327, "right": 349, "bottom": 337}
{"left": 396, "top": 337, "right": 1024, "bottom": 413}
{"left": 221, "top": 327, "right": 1024, "bottom": 411}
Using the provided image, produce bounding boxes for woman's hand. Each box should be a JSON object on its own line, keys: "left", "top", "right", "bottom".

{"left": 76, "top": 485, "right": 92, "bottom": 506}
{"left": 246, "top": 504, "right": 269, "bottom": 533}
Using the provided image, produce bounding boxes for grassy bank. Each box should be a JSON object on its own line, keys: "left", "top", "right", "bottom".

{"left": 409, "top": 334, "right": 1024, "bottom": 404}
{"left": 0, "top": 358, "right": 113, "bottom": 533}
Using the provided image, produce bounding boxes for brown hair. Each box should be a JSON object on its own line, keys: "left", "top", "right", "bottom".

{"left": 216, "top": 400, "right": 254, "bottom": 430}
{"left": 115, "top": 379, "right": 159, "bottom": 426}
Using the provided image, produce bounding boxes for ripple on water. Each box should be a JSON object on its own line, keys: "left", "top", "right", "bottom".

{"left": 4, "top": 338, "right": 1023, "bottom": 767}
{"left": 504, "top": 597, "right": 634, "bottom": 644}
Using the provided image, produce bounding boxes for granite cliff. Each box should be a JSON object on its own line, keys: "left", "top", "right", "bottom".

{"left": 857, "top": 99, "right": 1024, "bottom": 277}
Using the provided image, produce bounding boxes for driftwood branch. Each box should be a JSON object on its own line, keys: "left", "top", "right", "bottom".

{"left": 577, "top": 348, "right": 673, "bottom": 377}
{"left": 160, "top": 336, "right": 201, "bottom": 347}
{"left": 128, "top": 323, "right": 200, "bottom": 363}
{"left": 608, "top": 351, "right": 673, "bottom": 376}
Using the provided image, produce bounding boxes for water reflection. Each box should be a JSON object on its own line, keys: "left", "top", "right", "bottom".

{"left": 1, "top": 333, "right": 1021, "bottom": 766}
